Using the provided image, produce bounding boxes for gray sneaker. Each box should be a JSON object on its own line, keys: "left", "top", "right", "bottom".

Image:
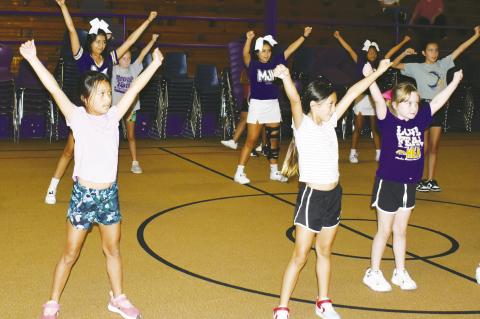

{"left": 131, "top": 161, "right": 143, "bottom": 174}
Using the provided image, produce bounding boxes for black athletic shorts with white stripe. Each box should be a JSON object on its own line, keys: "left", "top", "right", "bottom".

{"left": 371, "top": 176, "right": 416, "bottom": 214}
{"left": 293, "top": 184, "right": 342, "bottom": 233}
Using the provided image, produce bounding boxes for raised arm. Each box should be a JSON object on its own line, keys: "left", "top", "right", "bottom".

{"left": 430, "top": 70, "right": 463, "bottom": 114}
{"left": 384, "top": 35, "right": 411, "bottom": 59}
{"left": 335, "top": 59, "right": 392, "bottom": 118}
{"left": 391, "top": 47, "right": 417, "bottom": 69}
{"left": 134, "top": 33, "right": 159, "bottom": 65}
{"left": 273, "top": 65, "right": 303, "bottom": 129}
{"left": 284, "top": 27, "right": 312, "bottom": 60}
{"left": 363, "top": 62, "right": 388, "bottom": 119}
{"left": 243, "top": 30, "right": 255, "bottom": 67}
{"left": 333, "top": 30, "right": 358, "bottom": 62}
{"left": 116, "top": 11, "right": 157, "bottom": 59}
{"left": 19, "top": 41, "right": 76, "bottom": 121}
{"left": 451, "top": 26, "right": 480, "bottom": 60}
{"left": 116, "top": 48, "right": 163, "bottom": 120}
{"left": 56, "top": 0, "right": 81, "bottom": 56}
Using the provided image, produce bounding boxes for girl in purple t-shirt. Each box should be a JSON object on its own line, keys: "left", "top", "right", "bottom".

{"left": 45, "top": 0, "right": 157, "bottom": 205}
{"left": 20, "top": 40, "right": 164, "bottom": 319}
{"left": 233, "top": 27, "right": 312, "bottom": 185}
{"left": 362, "top": 62, "right": 463, "bottom": 293}
{"left": 333, "top": 31, "right": 411, "bottom": 164}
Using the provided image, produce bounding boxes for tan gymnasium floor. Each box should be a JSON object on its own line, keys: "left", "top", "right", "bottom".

{"left": 0, "top": 134, "right": 479, "bottom": 319}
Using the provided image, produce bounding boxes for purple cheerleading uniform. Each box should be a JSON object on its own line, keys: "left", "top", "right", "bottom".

{"left": 248, "top": 53, "right": 286, "bottom": 100}
{"left": 376, "top": 102, "right": 433, "bottom": 184}
{"left": 73, "top": 46, "right": 118, "bottom": 76}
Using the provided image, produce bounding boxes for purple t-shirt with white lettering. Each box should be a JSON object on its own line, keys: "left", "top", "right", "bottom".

{"left": 376, "top": 102, "right": 433, "bottom": 183}
{"left": 248, "top": 53, "right": 286, "bottom": 100}
{"left": 74, "top": 46, "right": 118, "bottom": 76}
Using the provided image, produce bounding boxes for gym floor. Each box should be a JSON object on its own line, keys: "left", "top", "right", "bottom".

{"left": 0, "top": 134, "right": 479, "bottom": 318}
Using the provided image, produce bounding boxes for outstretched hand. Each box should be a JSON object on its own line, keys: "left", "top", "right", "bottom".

{"left": 55, "top": 0, "right": 65, "bottom": 6}
{"left": 474, "top": 26, "right": 480, "bottom": 36}
{"left": 404, "top": 47, "right": 417, "bottom": 55}
{"left": 152, "top": 33, "right": 160, "bottom": 41}
{"left": 148, "top": 11, "right": 157, "bottom": 22}
{"left": 453, "top": 70, "right": 463, "bottom": 83}
{"left": 273, "top": 64, "right": 290, "bottom": 79}
{"left": 152, "top": 48, "right": 164, "bottom": 65}
{"left": 246, "top": 30, "right": 255, "bottom": 40}
{"left": 403, "top": 35, "right": 411, "bottom": 42}
{"left": 19, "top": 40, "right": 37, "bottom": 61}
{"left": 304, "top": 26, "right": 313, "bottom": 37}
{"left": 333, "top": 30, "right": 340, "bottom": 39}
{"left": 377, "top": 59, "right": 392, "bottom": 73}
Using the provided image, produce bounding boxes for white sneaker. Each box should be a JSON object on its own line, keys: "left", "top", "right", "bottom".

{"left": 349, "top": 152, "right": 359, "bottom": 164}
{"left": 391, "top": 268, "right": 417, "bottom": 290}
{"left": 270, "top": 171, "right": 288, "bottom": 183}
{"left": 255, "top": 144, "right": 262, "bottom": 152}
{"left": 131, "top": 161, "right": 143, "bottom": 174}
{"left": 273, "top": 307, "right": 289, "bottom": 319}
{"left": 221, "top": 139, "right": 238, "bottom": 150}
{"left": 375, "top": 150, "right": 381, "bottom": 162}
{"left": 234, "top": 172, "right": 250, "bottom": 184}
{"left": 45, "top": 189, "right": 56, "bottom": 205}
{"left": 315, "top": 299, "right": 341, "bottom": 319}
{"left": 476, "top": 265, "right": 480, "bottom": 284}
{"left": 363, "top": 268, "right": 392, "bottom": 292}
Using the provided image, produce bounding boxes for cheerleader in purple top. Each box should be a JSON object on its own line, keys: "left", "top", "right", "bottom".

{"left": 361, "top": 61, "right": 463, "bottom": 292}
{"left": 45, "top": 0, "right": 157, "bottom": 205}
{"left": 233, "top": 27, "right": 312, "bottom": 185}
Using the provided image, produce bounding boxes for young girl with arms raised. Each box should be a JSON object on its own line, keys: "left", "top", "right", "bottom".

{"left": 19, "top": 40, "right": 163, "bottom": 319}
{"left": 272, "top": 59, "right": 392, "bottom": 319}
{"left": 362, "top": 62, "right": 463, "bottom": 292}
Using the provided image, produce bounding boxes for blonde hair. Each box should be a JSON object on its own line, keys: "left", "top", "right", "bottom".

{"left": 281, "top": 138, "right": 299, "bottom": 177}
{"left": 390, "top": 82, "right": 418, "bottom": 114}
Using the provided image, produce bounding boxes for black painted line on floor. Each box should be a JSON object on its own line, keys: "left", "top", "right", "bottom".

{"left": 158, "top": 146, "right": 478, "bottom": 284}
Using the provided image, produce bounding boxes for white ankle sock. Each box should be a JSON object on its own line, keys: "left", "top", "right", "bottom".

{"left": 236, "top": 165, "right": 245, "bottom": 174}
{"left": 350, "top": 149, "right": 357, "bottom": 155}
{"left": 49, "top": 178, "right": 60, "bottom": 190}
{"left": 270, "top": 164, "right": 278, "bottom": 172}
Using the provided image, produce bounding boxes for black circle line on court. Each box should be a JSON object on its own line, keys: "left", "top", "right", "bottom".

{"left": 157, "top": 146, "right": 479, "bottom": 285}
{"left": 137, "top": 193, "right": 480, "bottom": 315}
{"left": 285, "top": 218, "right": 459, "bottom": 261}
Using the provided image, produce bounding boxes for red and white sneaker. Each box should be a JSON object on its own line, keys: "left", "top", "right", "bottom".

{"left": 40, "top": 300, "right": 60, "bottom": 319}
{"left": 273, "top": 306, "right": 289, "bottom": 319}
{"left": 315, "top": 299, "right": 341, "bottom": 319}
{"left": 107, "top": 291, "right": 142, "bottom": 319}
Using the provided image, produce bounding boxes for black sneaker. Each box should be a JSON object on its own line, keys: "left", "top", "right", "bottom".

{"left": 416, "top": 179, "right": 430, "bottom": 192}
{"left": 427, "top": 179, "right": 441, "bottom": 192}
{"left": 250, "top": 149, "right": 259, "bottom": 157}
{"left": 261, "top": 145, "right": 270, "bottom": 157}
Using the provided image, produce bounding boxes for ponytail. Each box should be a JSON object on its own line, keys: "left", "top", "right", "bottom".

{"left": 281, "top": 138, "right": 299, "bottom": 177}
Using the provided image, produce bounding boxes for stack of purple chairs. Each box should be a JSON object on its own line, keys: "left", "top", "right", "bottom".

{"left": 0, "top": 44, "right": 17, "bottom": 140}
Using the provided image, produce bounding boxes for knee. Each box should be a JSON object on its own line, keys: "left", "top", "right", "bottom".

{"left": 127, "top": 131, "right": 135, "bottom": 142}
{"left": 244, "top": 138, "right": 256, "bottom": 149}
{"left": 392, "top": 225, "right": 407, "bottom": 238}
{"left": 376, "top": 226, "right": 392, "bottom": 240}
{"left": 316, "top": 245, "right": 332, "bottom": 258}
{"left": 61, "top": 248, "right": 80, "bottom": 265}
{"left": 62, "top": 148, "right": 74, "bottom": 159}
{"left": 291, "top": 249, "right": 310, "bottom": 268}
{"left": 102, "top": 243, "right": 121, "bottom": 258}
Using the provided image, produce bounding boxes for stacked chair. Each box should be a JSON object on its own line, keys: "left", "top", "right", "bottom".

{"left": 193, "top": 64, "right": 221, "bottom": 137}
{"left": 16, "top": 60, "right": 54, "bottom": 141}
{"left": 218, "top": 68, "right": 237, "bottom": 140}
{"left": 161, "top": 52, "right": 195, "bottom": 137}
{"left": 0, "top": 44, "right": 17, "bottom": 140}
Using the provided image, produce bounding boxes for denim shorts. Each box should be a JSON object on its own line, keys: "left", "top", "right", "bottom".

{"left": 67, "top": 181, "right": 122, "bottom": 230}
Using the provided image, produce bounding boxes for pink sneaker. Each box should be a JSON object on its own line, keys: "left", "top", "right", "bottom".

{"left": 40, "top": 300, "right": 60, "bottom": 319}
{"left": 107, "top": 291, "right": 142, "bottom": 319}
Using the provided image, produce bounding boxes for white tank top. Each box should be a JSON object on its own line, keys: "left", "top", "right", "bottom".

{"left": 293, "top": 113, "right": 339, "bottom": 184}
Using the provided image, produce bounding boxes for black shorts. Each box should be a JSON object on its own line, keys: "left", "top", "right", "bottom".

{"left": 293, "top": 184, "right": 342, "bottom": 233}
{"left": 422, "top": 99, "right": 445, "bottom": 128}
{"left": 371, "top": 177, "right": 416, "bottom": 214}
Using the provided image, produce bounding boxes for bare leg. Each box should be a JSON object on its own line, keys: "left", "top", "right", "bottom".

{"left": 99, "top": 223, "right": 123, "bottom": 297}
{"left": 422, "top": 129, "right": 430, "bottom": 179}
{"left": 52, "top": 132, "right": 75, "bottom": 180}
{"left": 125, "top": 119, "right": 137, "bottom": 162}
{"left": 369, "top": 115, "right": 381, "bottom": 150}
{"left": 238, "top": 123, "right": 262, "bottom": 166}
{"left": 279, "top": 226, "right": 316, "bottom": 306}
{"left": 315, "top": 225, "right": 339, "bottom": 299}
{"left": 49, "top": 222, "right": 89, "bottom": 302}
{"left": 370, "top": 211, "right": 395, "bottom": 270}
{"left": 350, "top": 113, "right": 364, "bottom": 151}
{"left": 427, "top": 126, "right": 442, "bottom": 180}
{"left": 392, "top": 208, "right": 413, "bottom": 270}
{"left": 232, "top": 111, "right": 248, "bottom": 142}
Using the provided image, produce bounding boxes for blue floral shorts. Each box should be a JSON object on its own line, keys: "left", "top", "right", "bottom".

{"left": 67, "top": 181, "right": 122, "bottom": 230}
